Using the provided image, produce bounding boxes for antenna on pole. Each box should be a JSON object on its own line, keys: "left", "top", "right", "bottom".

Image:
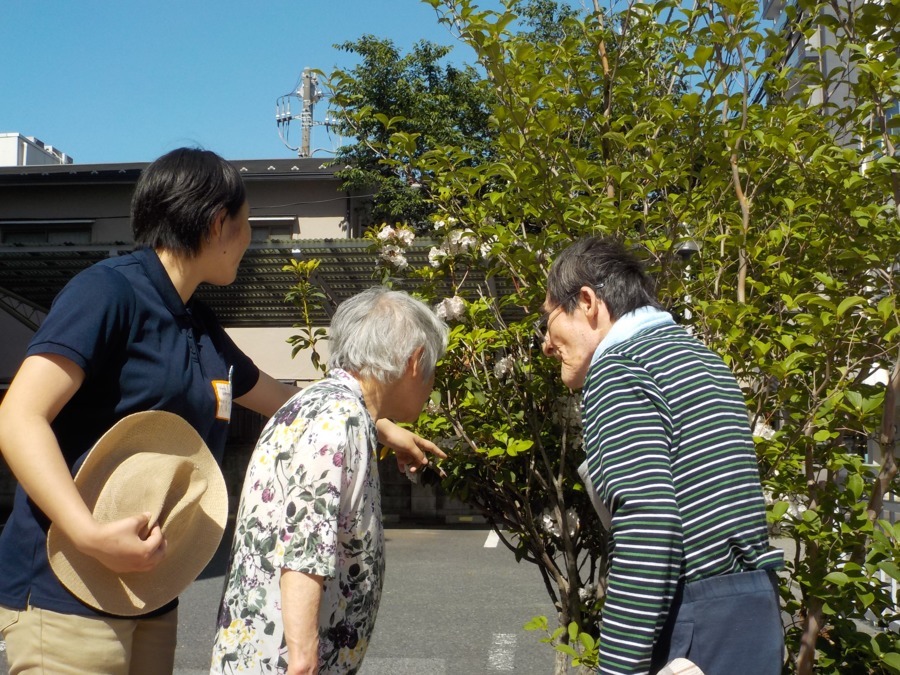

{"left": 276, "top": 67, "right": 337, "bottom": 158}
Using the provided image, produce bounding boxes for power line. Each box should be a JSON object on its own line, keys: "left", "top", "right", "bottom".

{"left": 276, "top": 67, "right": 340, "bottom": 158}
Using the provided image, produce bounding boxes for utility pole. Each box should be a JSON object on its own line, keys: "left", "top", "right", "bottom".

{"left": 300, "top": 68, "right": 316, "bottom": 158}
{"left": 275, "top": 66, "right": 333, "bottom": 158}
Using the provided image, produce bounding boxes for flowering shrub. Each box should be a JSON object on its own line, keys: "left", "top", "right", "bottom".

{"left": 366, "top": 218, "right": 609, "bottom": 674}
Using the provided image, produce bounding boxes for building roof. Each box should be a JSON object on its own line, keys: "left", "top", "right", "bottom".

{"left": 0, "top": 157, "right": 504, "bottom": 330}
{"left": 0, "top": 157, "right": 363, "bottom": 328}
{"left": 0, "top": 240, "right": 450, "bottom": 328}
{"left": 0, "top": 157, "right": 340, "bottom": 186}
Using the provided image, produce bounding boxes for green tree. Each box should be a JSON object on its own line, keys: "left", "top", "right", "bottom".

{"left": 293, "top": 0, "right": 900, "bottom": 672}
{"left": 326, "top": 35, "right": 495, "bottom": 230}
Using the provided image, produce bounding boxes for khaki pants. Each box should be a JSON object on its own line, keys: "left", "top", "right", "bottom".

{"left": 0, "top": 604, "right": 177, "bottom": 675}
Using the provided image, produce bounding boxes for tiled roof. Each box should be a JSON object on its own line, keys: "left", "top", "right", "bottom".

{"left": 0, "top": 239, "right": 487, "bottom": 328}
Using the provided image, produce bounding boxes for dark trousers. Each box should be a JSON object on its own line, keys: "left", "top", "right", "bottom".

{"left": 650, "top": 569, "right": 784, "bottom": 675}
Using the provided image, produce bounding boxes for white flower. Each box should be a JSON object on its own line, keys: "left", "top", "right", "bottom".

{"left": 428, "top": 246, "right": 448, "bottom": 268}
{"left": 539, "top": 507, "right": 579, "bottom": 539}
{"left": 377, "top": 225, "right": 415, "bottom": 247}
{"left": 446, "top": 229, "right": 477, "bottom": 255}
{"left": 434, "top": 219, "right": 446, "bottom": 231}
{"left": 395, "top": 227, "right": 415, "bottom": 246}
{"left": 753, "top": 420, "right": 776, "bottom": 440}
{"left": 579, "top": 583, "right": 598, "bottom": 604}
{"left": 379, "top": 244, "right": 408, "bottom": 270}
{"left": 494, "top": 355, "right": 515, "bottom": 380}
{"left": 435, "top": 295, "right": 465, "bottom": 321}
{"left": 540, "top": 509, "right": 561, "bottom": 538}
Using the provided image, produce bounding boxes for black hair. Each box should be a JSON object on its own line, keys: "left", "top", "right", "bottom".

{"left": 131, "top": 147, "right": 246, "bottom": 256}
{"left": 546, "top": 236, "right": 661, "bottom": 320}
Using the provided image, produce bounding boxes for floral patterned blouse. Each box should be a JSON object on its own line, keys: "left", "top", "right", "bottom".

{"left": 211, "top": 369, "right": 385, "bottom": 674}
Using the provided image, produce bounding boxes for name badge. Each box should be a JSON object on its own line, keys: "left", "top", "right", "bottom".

{"left": 212, "top": 368, "right": 233, "bottom": 421}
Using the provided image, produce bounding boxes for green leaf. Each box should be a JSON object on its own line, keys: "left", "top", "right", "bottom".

{"left": 681, "top": 93, "right": 701, "bottom": 110}
{"left": 824, "top": 571, "right": 850, "bottom": 586}
{"left": 780, "top": 350, "right": 810, "bottom": 374}
{"left": 693, "top": 46, "right": 714, "bottom": 66}
{"left": 578, "top": 632, "right": 596, "bottom": 650}
{"left": 845, "top": 390, "right": 864, "bottom": 410}
{"left": 836, "top": 295, "right": 866, "bottom": 317}
{"left": 507, "top": 438, "right": 534, "bottom": 456}
{"left": 555, "top": 644, "right": 579, "bottom": 658}
{"left": 877, "top": 295, "right": 896, "bottom": 321}
{"left": 881, "top": 652, "right": 900, "bottom": 673}
{"left": 878, "top": 562, "right": 900, "bottom": 582}
{"left": 769, "top": 501, "right": 790, "bottom": 521}
{"left": 524, "top": 616, "right": 549, "bottom": 632}
{"left": 813, "top": 429, "right": 833, "bottom": 443}
{"left": 846, "top": 473, "right": 863, "bottom": 501}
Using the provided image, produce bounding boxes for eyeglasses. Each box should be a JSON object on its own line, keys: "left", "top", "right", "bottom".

{"left": 534, "top": 291, "right": 579, "bottom": 344}
{"left": 533, "top": 284, "right": 605, "bottom": 345}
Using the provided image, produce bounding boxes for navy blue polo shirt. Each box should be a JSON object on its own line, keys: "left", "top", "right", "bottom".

{"left": 0, "top": 247, "right": 259, "bottom": 617}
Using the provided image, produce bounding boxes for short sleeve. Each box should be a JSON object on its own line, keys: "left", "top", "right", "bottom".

{"left": 266, "top": 396, "right": 358, "bottom": 578}
{"left": 26, "top": 265, "right": 134, "bottom": 377}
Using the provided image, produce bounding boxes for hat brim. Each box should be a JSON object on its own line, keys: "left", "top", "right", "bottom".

{"left": 47, "top": 410, "right": 228, "bottom": 616}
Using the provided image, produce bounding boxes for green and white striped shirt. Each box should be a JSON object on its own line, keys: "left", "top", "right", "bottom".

{"left": 582, "top": 309, "right": 783, "bottom": 675}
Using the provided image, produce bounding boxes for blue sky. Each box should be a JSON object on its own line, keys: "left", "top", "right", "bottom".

{"left": 1, "top": 1, "right": 506, "bottom": 165}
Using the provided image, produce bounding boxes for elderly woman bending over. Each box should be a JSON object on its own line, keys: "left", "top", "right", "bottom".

{"left": 211, "top": 286, "right": 449, "bottom": 675}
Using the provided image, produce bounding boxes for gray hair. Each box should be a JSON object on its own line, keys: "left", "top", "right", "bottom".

{"left": 328, "top": 287, "right": 449, "bottom": 384}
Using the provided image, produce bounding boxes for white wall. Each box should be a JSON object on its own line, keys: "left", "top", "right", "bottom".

{"left": 0, "top": 134, "right": 71, "bottom": 166}
{"left": 299, "top": 218, "right": 350, "bottom": 239}
{"left": 225, "top": 326, "right": 330, "bottom": 385}
{"left": 0, "top": 137, "right": 19, "bottom": 167}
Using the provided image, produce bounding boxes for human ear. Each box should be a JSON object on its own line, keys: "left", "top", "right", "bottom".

{"left": 407, "top": 346, "right": 426, "bottom": 379}
{"left": 208, "top": 208, "right": 228, "bottom": 241}
{"left": 578, "top": 286, "right": 600, "bottom": 315}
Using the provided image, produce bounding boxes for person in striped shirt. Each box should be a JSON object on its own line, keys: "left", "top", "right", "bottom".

{"left": 540, "top": 237, "right": 784, "bottom": 675}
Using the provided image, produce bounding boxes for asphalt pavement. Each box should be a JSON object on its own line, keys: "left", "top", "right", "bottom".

{"left": 176, "top": 526, "right": 558, "bottom": 674}
{"left": 0, "top": 526, "right": 559, "bottom": 674}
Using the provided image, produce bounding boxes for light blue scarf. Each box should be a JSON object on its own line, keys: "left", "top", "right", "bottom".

{"left": 590, "top": 305, "right": 675, "bottom": 365}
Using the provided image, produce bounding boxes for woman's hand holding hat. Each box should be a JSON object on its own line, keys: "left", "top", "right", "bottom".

{"left": 75, "top": 512, "right": 167, "bottom": 574}
{"left": 47, "top": 411, "right": 228, "bottom": 615}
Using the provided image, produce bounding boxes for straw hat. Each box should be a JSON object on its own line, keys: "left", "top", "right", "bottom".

{"left": 47, "top": 410, "right": 228, "bottom": 616}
